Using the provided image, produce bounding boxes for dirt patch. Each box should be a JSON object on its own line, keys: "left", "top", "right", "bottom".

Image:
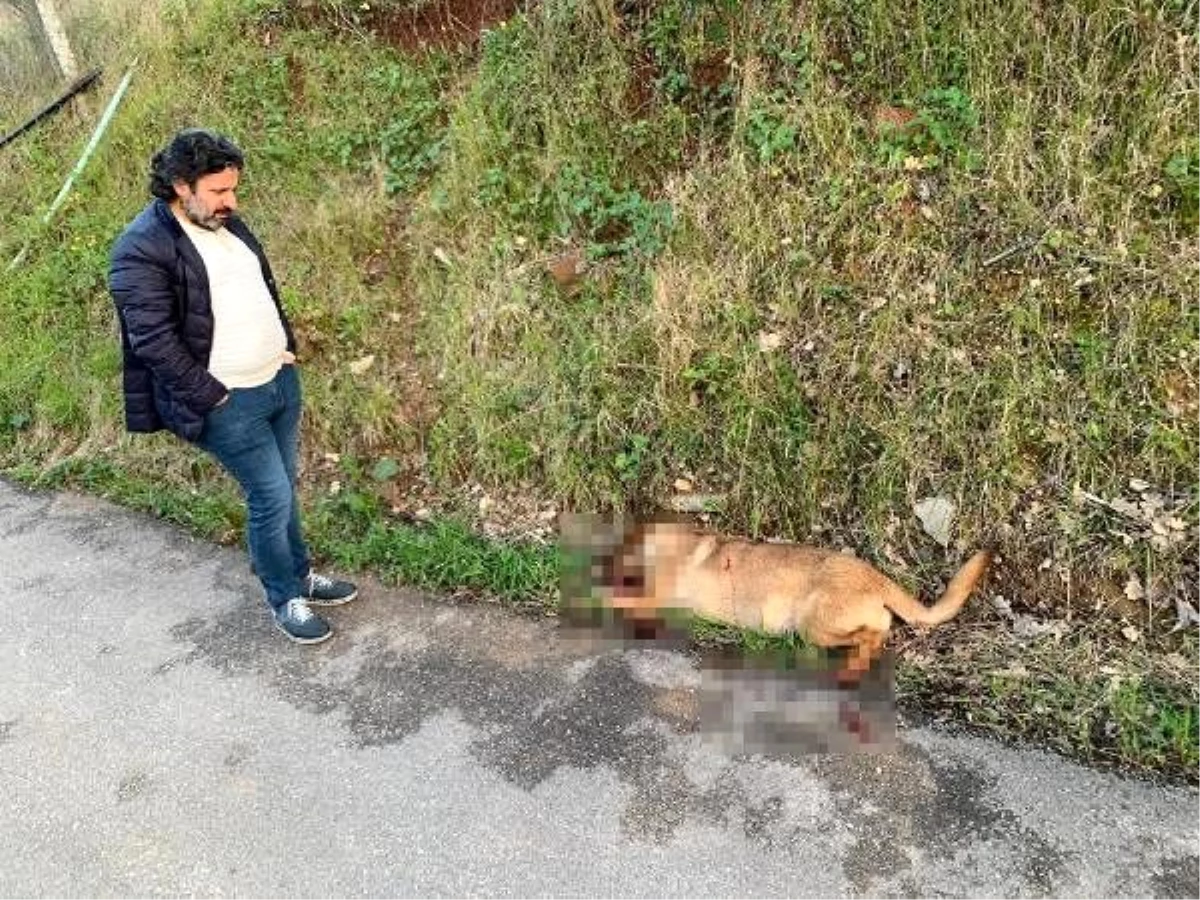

{"left": 366, "top": 0, "right": 521, "bottom": 53}
{"left": 625, "top": 47, "right": 658, "bottom": 119}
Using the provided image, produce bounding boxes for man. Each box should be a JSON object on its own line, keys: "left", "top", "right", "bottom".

{"left": 108, "top": 128, "right": 357, "bottom": 645}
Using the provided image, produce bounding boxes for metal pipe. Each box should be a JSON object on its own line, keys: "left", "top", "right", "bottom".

{"left": 0, "top": 68, "right": 102, "bottom": 151}
{"left": 8, "top": 62, "right": 137, "bottom": 272}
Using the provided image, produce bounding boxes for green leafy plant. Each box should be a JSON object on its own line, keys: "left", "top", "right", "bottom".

{"left": 876, "top": 85, "right": 980, "bottom": 170}
{"left": 1163, "top": 149, "right": 1199, "bottom": 226}
{"left": 744, "top": 99, "right": 799, "bottom": 162}
{"left": 555, "top": 168, "right": 674, "bottom": 259}
{"left": 325, "top": 60, "right": 448, "bottom": 195}
{"left": 614, "top": 434, "right": 651, "bottom": 484}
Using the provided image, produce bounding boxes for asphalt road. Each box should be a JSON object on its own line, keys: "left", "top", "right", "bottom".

{"left": 1, "top": 478, "right": 1196, "bottom": 898}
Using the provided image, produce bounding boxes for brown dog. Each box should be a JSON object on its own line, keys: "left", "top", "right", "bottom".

{"left": 604, "top": 521, "right": 993, "bottom": 681}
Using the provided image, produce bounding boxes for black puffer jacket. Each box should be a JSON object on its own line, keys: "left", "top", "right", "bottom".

{"left": 108, "top": 199, "right": 297, "bottom": 442}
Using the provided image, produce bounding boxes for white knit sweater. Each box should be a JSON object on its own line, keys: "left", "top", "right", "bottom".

{"left": 178, "top": 216, "right": 287, "bottom": 389}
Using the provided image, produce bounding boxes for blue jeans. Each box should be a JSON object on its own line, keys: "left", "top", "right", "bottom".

{"left": 196, "top": 365, "right": 310, "bottom": 610}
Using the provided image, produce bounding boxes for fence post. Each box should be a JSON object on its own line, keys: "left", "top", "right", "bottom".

{"left": 31, "top": 0, "right": 76, "bottom": 80}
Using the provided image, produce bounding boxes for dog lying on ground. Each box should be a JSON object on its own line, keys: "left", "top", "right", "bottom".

{"left": 601, "top": 520, "right": 993, "bottom": 682}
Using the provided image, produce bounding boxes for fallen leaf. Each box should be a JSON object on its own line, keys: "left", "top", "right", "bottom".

{"left": 547, "top": 249, "right": 586, "bottom": 288}
{"left": 1120, "top": 625, "right": 1141, "bottom": 643}
{"left": 989, "top": 664, "right": 1030, "bottom": 678}
{"left": 873, "top": 104, "right": 916, "bottom": 131}
{"left": 757, "top": 331, "right": 785, "bottom": 352}
{"left": 914, "top": 496, "right": 955, "bottom": 547}
{"left": 1123, "top": 576, "right": 1145, "bottom": 601}
{"left": 1109, "top": 498, "right": 1141, "bottom": 519}
{"left": 349, "top": 354, "right": 376, "bottom": 376}
{"left": 1012, "top": 615, "right": 1068, "bottom": 641}
{"left": 1140, "top": 493, "right": 1166, "bottom": 514}
{"left": 1129, "top": 477, "right": 1151, "bottom": 492}
{"left": 1170, "top": 598, "right": 1200, "bottom": 633}
{"left": 673, "top": 477, "right": 694, "bottom": 493}
{"left": 667, "top": 493, "right": 725, "bottom": 513}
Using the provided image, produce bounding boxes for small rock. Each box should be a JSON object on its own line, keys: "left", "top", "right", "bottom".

{"left": 914, "top": 496, "right": 955, "bottom": 547}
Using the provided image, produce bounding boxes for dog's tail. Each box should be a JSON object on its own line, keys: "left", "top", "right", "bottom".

{"left": 882, "top": 549, "right": 994, "bottom": 627}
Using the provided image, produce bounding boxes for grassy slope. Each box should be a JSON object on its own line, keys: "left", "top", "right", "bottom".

{"left": 0, "top": 0, "right": 1196, "bottom": 781}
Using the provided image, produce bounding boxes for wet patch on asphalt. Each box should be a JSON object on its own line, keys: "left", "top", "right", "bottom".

{"left": 116, "top": 771, "right": 152, "bottom": 803}
{"left": 1153, "top": 852, "right": 1200, "bottom": 899}
{"left": 165, "top": 578, "right": 1151, "bottom": 894}
{"left": 812, "top": 748, "right": 1070, "bottom": 896}
{"left": 163, "top": 588, "right": 832, "bottom": 848}
{"left": 0, "top": 482, "right": 51, "bottom": 538}
{"left": 223, "top": 742, "right": 254, "bottom": 770}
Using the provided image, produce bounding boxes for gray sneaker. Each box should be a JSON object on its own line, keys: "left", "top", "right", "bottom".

{"left": 303, "top": 572, "right": 358, "bottom": 607}
{"left": 274, "top": 598, "right": 332, "bottom": 644}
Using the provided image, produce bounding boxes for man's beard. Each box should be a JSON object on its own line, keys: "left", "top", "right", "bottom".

{"left": 181, "top": 195, "right": 229, "bottom": 231}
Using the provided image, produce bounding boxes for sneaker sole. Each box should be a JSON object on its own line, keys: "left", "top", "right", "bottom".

{"left": 305, "top": 588, "right": 359, "bottom": 608}
{"left": 274, "top": 619, "right": 333, "bottom": 645}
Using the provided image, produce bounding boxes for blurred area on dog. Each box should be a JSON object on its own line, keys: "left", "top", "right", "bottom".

{"left": 557, "top": 511, "right": 897, "bottom": 756}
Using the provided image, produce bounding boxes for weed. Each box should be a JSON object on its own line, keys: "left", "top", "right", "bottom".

{"left": 1163, "top": 148, "right": 1199, "bottom": 227}
{"left": 744, "top": 99, "right": 799, "bottom": 163}
{"left": 614, "top": 434, "right": 652, "bottom": 485}
{"left": 875, "top": 85, "right": 980, "bottom": 170}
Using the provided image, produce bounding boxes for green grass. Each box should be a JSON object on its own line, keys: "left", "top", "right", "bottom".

{"left": 0, "top": 0, "right": 1196, "bottom": 783}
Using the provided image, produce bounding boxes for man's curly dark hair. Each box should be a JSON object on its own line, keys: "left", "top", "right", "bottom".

{"left": 148, "top": 129, "right": 244, "bottom": 201}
